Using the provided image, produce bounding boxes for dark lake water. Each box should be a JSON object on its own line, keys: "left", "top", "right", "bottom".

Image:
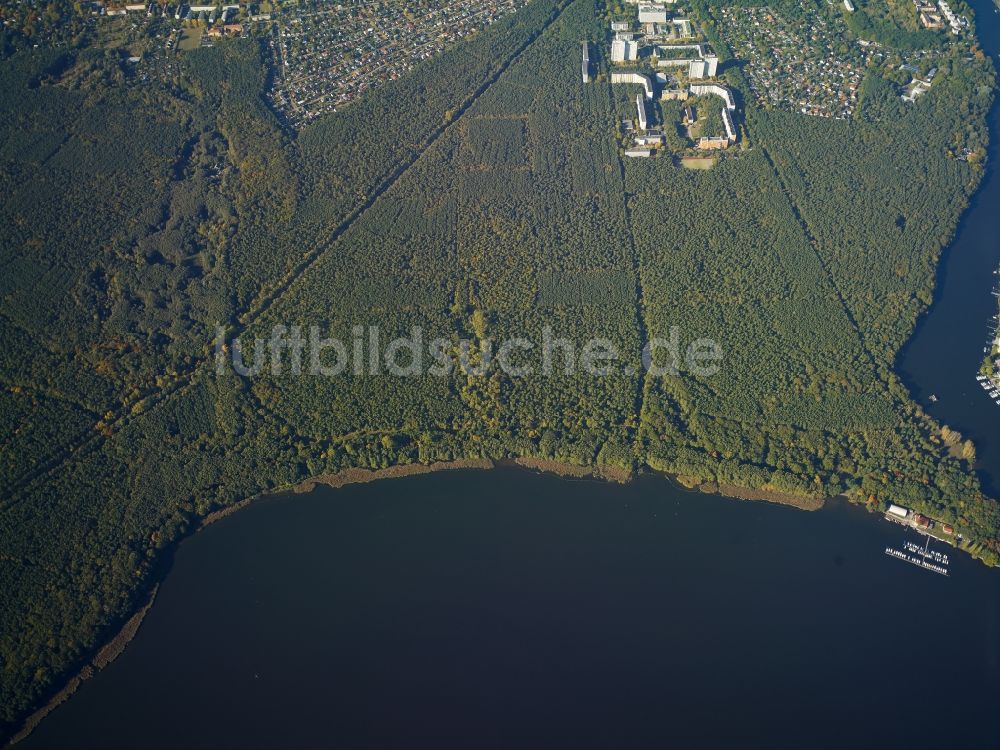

{"left": 18, "top": 470, "right": 1000, "bottom": 749}
{"left": 18, "top": 0, "right": 1000, "bottom": 746}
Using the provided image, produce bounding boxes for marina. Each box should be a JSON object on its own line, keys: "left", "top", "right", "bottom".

{"left": 975, "top": 374, "right": 1000, "bottom": 403}
{"left": 885, "top": 536, "right": 950, "bottom": 576}
{"left": 880, "top": 503, "right": 964, "bottom": 570}
{"left": 975, "top": 268, "right": 1000, "bottom": 403}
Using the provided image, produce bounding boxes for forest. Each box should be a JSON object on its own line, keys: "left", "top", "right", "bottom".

{"left": 0, "top": 0, "right": 997, "bottom": 740}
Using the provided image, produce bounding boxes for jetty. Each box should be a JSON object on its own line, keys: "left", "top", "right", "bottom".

{"left": 885, "top": 535, "right": 949, "bottom": 576}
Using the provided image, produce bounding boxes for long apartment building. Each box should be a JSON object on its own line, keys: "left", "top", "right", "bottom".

{"left": 636, "top": 93, "right": 648, "bottom": 131}
{"left": 656, "top": 44, "right": 718, "bottom": 79}
{"left": 611, "top": 71, "right": 655, "bottom": 99}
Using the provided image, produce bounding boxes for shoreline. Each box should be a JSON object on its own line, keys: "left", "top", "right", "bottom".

{"left": 695, "top": 481, "right": 826, "bottom": 511}
{"left": 5, "top": 455, "right": 828, "bottom": 746}
{"left": 8, "top": 584, "right": 159, "bottom": 746}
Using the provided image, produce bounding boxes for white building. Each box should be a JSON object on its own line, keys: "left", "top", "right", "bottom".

{"left": 611, "top": 39, "right": 639, "bottom": 63}
{"left": 634, "top": 132, "right": 664, "bottom": 145}
{"left": 902, "top": 70, "right": 936, "bottom": 102}
{"left": 938, "top": 0, "right": 961, "bottom": 33}
{"left": 637, "top": 4, "right": 668, "bottom": 24}
{"left": 689, "top": 83, "right": 736, "bottom": 110}
{"left": 721, "top": 107, "right": 736, "bottom": 142}
{"left": 672, "top": 18, "right": 693, "bottom": 36}
{"left": 611, "top": 71, "right": 654, "bottom": 99}
{"left": 582, "top": 42, "right": 590, "bottom": 83}
{"left": 690, "top": 55, "right": 717, "bottom": 78}
{"left": 689, "top": 84, "right": 737, "bottom": 147}
{"left": 656, "top": 44, "right": 718, "bottom": 79}
{"left": 636, "top": 93, "right": 648, "bottom": 131}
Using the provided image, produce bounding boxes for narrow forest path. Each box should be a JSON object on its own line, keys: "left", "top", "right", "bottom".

{"left": 602, "top": 68, "right": 653, "bottom": 457}
{"left": 754, "top": 135, "right": 895, "bottom": 394}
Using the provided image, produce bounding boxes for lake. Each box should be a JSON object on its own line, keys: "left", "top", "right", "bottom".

{"left": 18, "top": 0, "right": 1000, "bottom": 745}
{"left": 17, "top": 469, "right": 1000, "bottom": 749}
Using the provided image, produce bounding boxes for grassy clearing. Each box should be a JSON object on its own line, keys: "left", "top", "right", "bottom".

{"left": 681, "top": 156, "right": 717, "bottom": 170}
{"left": 178, "top": 28, "right": 202, "bottom": 51}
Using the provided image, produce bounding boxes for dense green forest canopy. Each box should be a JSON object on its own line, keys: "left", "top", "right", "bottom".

{"left": 0, "top": 0, "right": 997, "bottom": 739}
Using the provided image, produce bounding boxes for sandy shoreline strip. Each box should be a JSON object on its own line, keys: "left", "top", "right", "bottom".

{"left": 9, "top": 585, "right": 159, "bottom": 746}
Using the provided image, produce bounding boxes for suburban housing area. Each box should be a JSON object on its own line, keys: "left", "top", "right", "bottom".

{"left": 267, "top": 0, "right": 530, "bottom": 127}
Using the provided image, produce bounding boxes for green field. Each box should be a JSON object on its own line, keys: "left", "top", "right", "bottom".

{"left": 680, "top": 156, "right": 717, "bottom": 169}
{"left": 178, "top": 27, "right": 202, "bottom": 51}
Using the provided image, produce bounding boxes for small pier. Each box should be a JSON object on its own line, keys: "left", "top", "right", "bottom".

{"left": 885, "top": 535, "right": 949, "bottom": 576}
{"left": 978, "top": 272, "right": 1000, "bottom": 401}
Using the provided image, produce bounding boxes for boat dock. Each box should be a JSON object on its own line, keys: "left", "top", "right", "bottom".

{"left": 978, "top": 271, "right": 1000, "bottom": 401}
{"left": 885, "top": 536, "right": 949, "bottom": 576}
{"left": 975, "top": 374, "right": 1000, "bottom": 403}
